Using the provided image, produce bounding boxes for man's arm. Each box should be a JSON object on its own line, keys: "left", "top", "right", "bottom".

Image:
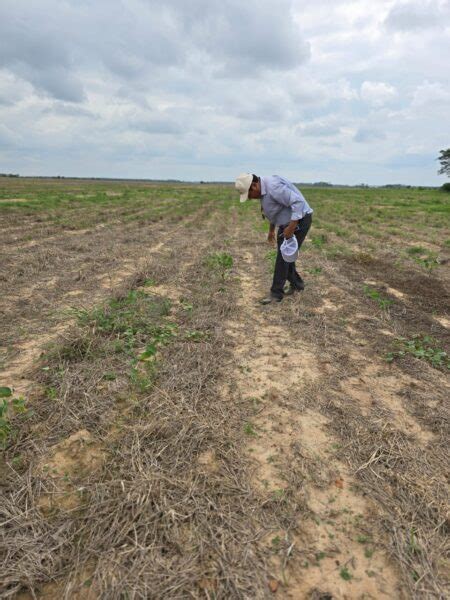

{"left": 283, "top": 219, "right": 299, "bottom": 239}
{"left": 268, "top": 223, "right": 276, "bottom": 244}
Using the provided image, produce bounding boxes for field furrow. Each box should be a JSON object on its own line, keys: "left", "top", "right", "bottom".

{"left": 0, "top": 179, "right": 448, "bottom": 599}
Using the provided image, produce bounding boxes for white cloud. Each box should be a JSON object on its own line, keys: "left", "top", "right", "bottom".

{"left": 360, "top": 81, "right": 398, "bottom": 106}
{"left": 384, "top": 0, "right": 450, "bottom": 31}
{"left": 411, "top": 81, "right": 450, "bottom": 107}
{"left": 0, "top": 0, "right": 448, "bottom": 185}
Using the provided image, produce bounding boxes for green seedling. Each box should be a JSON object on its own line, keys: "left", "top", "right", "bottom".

{"left": 271, "top": 536, "right": 281, "bottom": 547}
{"left": 406, "top": 246, "right": 424, "bottom": 255}
{"left": 46, "top": 386, "right": 58, "bottom": 399}
{"left": 265, "top": 249, "right": 277, "bottom": 269}
{"left": 406, "top": 246, "right": 439, "bottom": 269}
{"left": 409, "top": 528, "right": 421, "bottom": 555}
{"left": 306, "top": 267, "right": 322, "bottom": 275}
{"left": 0, "top": 399, "right": 11, "bottom": 446}
{"left": 102, "top": 372, "right": 117, "bottom": 381}
{"left": 180, "top": 299, "right": 193, "bottom": 312}
{"left": 311, "top": 234, "right": 327, "bottom": 249}
{"left": 243, "top": 422, "right": 257, "bottom": 436}
{"left": 273, "top": 488, "right": 285, "bottom": 499}
{"left": 12, "top": 397, "right": 27, "bottom": 413}
{"left": 206, "top": 251, "right": 233, "bottom": 274}
{"left": 0, "top": 394, "right": 28, "bottom": 447}
{"left": 357, "top": 534, "right": 369, "bottom": 544}
{"left": 363, "top": 285, "right": 393, "bottom": 310}
{"left": 386, "top": 335, "right": 449, "bottom": 370}
{"left": 316, "top": 552, "right": 326, "bottom": 561}
{"left": 139, "top": 324, "right": 177, "bottom": 361}
{"left": 11, "top": 455, "right": 24, "bottom": 468}
{"left": 185, "top": 330, "right": 210, "bottom": 342}
{"left": 340, "top": 567, "right": 353, "bottom": 581}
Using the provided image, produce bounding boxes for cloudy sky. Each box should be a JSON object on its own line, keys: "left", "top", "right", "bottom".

{"left": 1, "top": 0, "right": 449, "bottom": 185}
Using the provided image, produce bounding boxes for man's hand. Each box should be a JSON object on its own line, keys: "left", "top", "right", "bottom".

{"left": 283, "top": 222, "right": 297, "bottom": 239}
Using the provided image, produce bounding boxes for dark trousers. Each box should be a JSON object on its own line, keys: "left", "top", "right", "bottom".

{"left": 270, "top": 213, "right": 312, "bottom": 299}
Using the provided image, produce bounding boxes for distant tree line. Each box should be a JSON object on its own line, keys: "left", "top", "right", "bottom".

{"left": 437, "top": 149, "right": 450, "bottom": 177}
{"left": 0, "top": 173, "right": 19, "bottom": 177}
{"left": 437, "top": 148, "right": 450, "bottom": 192}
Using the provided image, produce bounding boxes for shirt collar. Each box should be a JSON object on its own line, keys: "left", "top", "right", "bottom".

{"left": 260, "top": 177, "right": 267, "bottom": 197}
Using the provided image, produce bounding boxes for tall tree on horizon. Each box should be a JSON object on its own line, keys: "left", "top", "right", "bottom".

{"left": 437, "top": 148, "right": 450, "bottom": 177}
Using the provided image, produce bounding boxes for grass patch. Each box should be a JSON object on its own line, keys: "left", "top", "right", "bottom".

{"left": 265, "top": 249, "right": 277, "bottom": 269}
{"left": 243, "top": 422, "right": 257, "bottom": 436}
{"left": 406, "top": 246, "right": 440, "bottom": 270}
{"left": 0, "top": 389, "right": 28, "bottom": 447}
{"left": 306, "top": 266, "right": 322, "bottom": 275}
{"left": 206, "top": 251, "right": 233, "bottom": 277}
{"left": 340, "top": 567, "right": 353, "bottom": 581}
{"left": 363, "top": 285, "right": 394, "bottom": 310}
{"left": 386, "top": 335, "right": 449, "bottom": 370}
{"left": 311, "top": 234, "right": 327, "bottom": 249}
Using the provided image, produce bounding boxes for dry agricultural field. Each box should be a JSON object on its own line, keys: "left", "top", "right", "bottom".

{"left": 0, "top": 178, "right": 449, "bottom": 599}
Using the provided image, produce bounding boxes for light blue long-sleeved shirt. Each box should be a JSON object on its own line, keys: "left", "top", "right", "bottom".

{"left": 260, "top": 175, "right": 313, "bottom": 226}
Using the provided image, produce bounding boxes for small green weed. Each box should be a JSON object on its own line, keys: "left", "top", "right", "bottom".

{"left": 265, "top": 249, "right": 277, "bottom": 269}
{"left": 0, "top": 389, "right": 28, "bottom": 447}
{"left": 243, "top": 422, "right": 257, "bottom": 436}
{"left": 306, "top": 266, "right": 322, "bottom": 275}
{"left": 206, "top": 252, "right": 233, "bottom": 274}
{"left": 357, "top": 534, "right": 369, "bottom": 544}
{"left": 311, "top": 234, "right": 327, "bottom": 249}
{"left": 271, "top": 536, "right": 281, "bottom": 547}
{"left": 138, "top": 324, "right": 177, "bottom": 361}
{"left": 46, "top": 386, "right": 58, "bottom": 399}
{"left": 315, "top": 552, "right": 326, "bottom": 561}
{"left": 180, "top": 298, "right": 193, "bottom": 312}
{"left": 363, "top": 285, "right": 393, "bottom": 310}
{"left": 184, "top": 330, "right": 210, "bottom": 342}
{"left": 129, "top": 368, "right": 154, "bottom": 392}
{"left": 406, "top": 246, "right": 425, "bottom": 255}
{"left": 406, "top": 246, "right": 439, "bottom": 269}
{"left": 409, "top": 528, "right": 421, "bottom": 555}
{"left": 102, "top": 372, "right": 117, "bottom": 381}
{"left": 386, "top": 335, "right": 449, "bottom": 370}
{"left": 272, "top": 489, "right": 285, "bottom": 500}
{"left": 340, "top": 567, "right": 353, "bottom": 581}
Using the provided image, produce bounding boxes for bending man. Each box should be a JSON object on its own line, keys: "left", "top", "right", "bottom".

{"left": 235, "top": 173, "right": 313, "bottom": 304}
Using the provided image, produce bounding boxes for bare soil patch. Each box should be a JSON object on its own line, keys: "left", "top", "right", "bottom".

{"left": 226, "top": 244, "right": 405, "bottom": 598}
